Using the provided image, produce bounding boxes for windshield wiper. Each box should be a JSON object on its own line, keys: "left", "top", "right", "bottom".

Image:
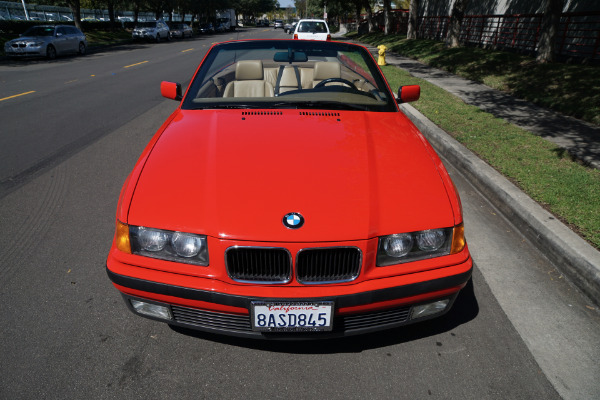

{"left": 272, "top": 101, "right": 370, "bottom": 111}
{"left": 190, "top": 101, "right": 370, "bottom": 112}
{"left": 190, "top": 103, "right": 266, "bottom": 110}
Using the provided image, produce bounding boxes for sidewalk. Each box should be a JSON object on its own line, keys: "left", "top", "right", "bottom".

{"left": 344, "top": 38, "right": 600, "bottom": 306}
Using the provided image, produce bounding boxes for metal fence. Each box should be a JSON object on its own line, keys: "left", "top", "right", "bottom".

{"left": 0, "top": 1, "right": 166, "bottom": 22}
{"left": 418, "top": 11, "right": 600, "bottom": 60}
{"left": 355, "top": 9, "right": 599, "bottom": 60}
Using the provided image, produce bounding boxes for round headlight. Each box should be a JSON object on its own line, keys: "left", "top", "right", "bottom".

{"left": 171, "top": 232, "right": 203, "bottom": 258}
{"left": 382, "top": 233, "right": 414, "bottom": 258}
{"left": 137, "top": 228, "right": 168, "bottom": 251}
{"left": 416, "top": 229, "right": 446, "bottom": 251}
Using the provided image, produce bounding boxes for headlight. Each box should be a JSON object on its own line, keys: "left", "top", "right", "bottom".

{"left": 415, "top": 229, "right": 446, "bottom": 251}
{"left": 30, "top": 41, "right": 44, "bottom": 47}
{"left": 377, "top": 226, "right": 457, "bottom": 266}
{"left": 381, "top": 233, "right": 413, "bottom": 258}
{"left": 124, "top": 224, "right": 209, "bottom": 266}
{"left": 171, "top": 232, "right": 204, "bottom": 258}
{"left": 137, "top": 227, "right": 168, "bottom": 251}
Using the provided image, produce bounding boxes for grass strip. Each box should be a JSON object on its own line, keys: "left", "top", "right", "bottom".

{"left": 348, "top": 32, "right": 600, "bottom": 126}
{"left": 379, "top": 65, "right": 600, "bottom": 249}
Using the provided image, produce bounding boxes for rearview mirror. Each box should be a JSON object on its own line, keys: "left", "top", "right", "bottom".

{"left": 397, "top": 85, "right": 420, "bottom": 103}
{"left": 161, "top": 81, "right": 182, "bottom": 101}
{"left": 274, "top": 51, "right": 308, "bottom": 63}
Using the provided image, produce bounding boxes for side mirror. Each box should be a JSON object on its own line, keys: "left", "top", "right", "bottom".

{"left": 397, "top": 85, "right": 420, "bottom": 103}
{"left": 161, "top": 81, "right": 182, "bottom": 101}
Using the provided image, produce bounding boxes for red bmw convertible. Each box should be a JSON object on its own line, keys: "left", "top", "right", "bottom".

{"left": 106, "top": 39, "right": 472, "bottom": 339}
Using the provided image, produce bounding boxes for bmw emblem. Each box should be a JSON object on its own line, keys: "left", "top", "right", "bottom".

{"left": 283, "top": 212, "right": 304, "bottom": 229}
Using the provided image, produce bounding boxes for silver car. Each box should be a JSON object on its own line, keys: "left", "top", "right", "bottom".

{"left": 169, "top": 23, "right": 193, "bottom": 39}
{"left": 4, "top": 25, "right": 87, "bottom": 59}
{"left": 132, "top": 20, "right": 170, "bottom": 42}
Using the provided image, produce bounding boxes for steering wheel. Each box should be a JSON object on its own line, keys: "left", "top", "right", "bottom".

{"left": 314, "top": 78, "right": 358, "bottom": 91}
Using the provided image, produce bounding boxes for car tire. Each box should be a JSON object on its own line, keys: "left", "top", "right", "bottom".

{"left": 78, "top": 42, "right": 86, "bottom": 55}
{"left": 156, "top": 34, "right": 160, "bottom": 43}
{"left": 46, "top": 45, "right": 56, "bottom": 60}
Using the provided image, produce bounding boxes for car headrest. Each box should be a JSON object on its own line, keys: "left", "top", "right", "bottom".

{"left": 235, "top": 60, "right": 264, "bottom": 80}
{"left": 280, "top": 67, "right": 299, "bottom": 87}
{"left": 313, "top": 62, "right": 341, "bottom": 80}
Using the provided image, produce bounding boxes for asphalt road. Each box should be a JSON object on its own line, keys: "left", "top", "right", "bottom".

{"left": 1, "top": 27, "right": 599, "bottom": 399}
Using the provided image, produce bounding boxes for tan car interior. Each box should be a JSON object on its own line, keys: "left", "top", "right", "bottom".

{"left": 199, "top": 60, "right": 377, "bottom": 99}
{"left": 223, "top": 60, "right": 275, "bottom": 98}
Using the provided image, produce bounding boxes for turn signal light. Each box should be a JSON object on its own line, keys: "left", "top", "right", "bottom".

{"left": 450, "top": 223, "right": 466, "bottom": 254}
{"left": 116, "top": 220, "right": 131, "bottom": 254}
{"left": 293, "top": 33, "right": 298, "bottom": 40}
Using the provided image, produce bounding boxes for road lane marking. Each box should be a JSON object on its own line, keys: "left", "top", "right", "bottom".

{"left": 65, "top": 79, "right": 78, "bottom": 84}
{"left": 0, "top": 91, "right": 36, "bottom": 102}
{"left": 182, "top": 48, "right": 194, "bottom": 53}
{"left": 124, "top": 61, "right": 149, "bottom": 68}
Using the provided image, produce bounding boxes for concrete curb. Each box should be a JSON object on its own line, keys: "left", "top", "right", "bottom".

{"left": 400, "top": 103, "right": 600, "bottom": 306}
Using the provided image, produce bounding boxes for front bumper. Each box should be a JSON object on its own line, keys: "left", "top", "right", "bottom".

{"left": 5, "top": 47, "right": 44, "bottom": 57}
{"left": 132, "top": 32, "right": 155, "bottom": 40}
{"left": 106, "top": 257, "right": 472, "bottom": 339}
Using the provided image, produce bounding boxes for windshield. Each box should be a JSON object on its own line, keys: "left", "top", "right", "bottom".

{"left": 182, "top": 40, "right": 397, "bottom": 112}
{"left": 298, "top": 21, "right": 327, "bottom": 33}
{"left": 23, "top": 26, "right": 55, "bottom": 36}
{"left": 135, "top": 22, "right": 157, "bottom": 28}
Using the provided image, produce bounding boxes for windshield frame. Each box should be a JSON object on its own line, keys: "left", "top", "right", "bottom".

{"left": 181, "top": 40, "right": 398, "bottom": 113}
{"left": 23, "top": 26, "right": 56, "bottom": 37}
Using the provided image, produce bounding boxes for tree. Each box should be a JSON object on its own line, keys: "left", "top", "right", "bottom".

{"left": 406, "top": 0, "right": 418, "bottom": 39}
{"left": 537, "top": 0, "right": 565, "bottom": 63}
{"left": 382, "top": 0, "right": 391, "bottom": 34}
{"left": 362, "top": 0, "right": 376, "bottom": 32}
{"left": 446, "top": 0, "right": 469, "bottom": 48}
{"left": 237, "top": 0, "right": 277, "bottom": 20}
{"left": 65, "top": 0, "right": 83, "bottom": 29}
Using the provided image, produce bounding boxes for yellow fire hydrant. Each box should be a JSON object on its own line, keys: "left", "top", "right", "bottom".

{"left": 377, "top": 45, "right": 387, "bottom": 66}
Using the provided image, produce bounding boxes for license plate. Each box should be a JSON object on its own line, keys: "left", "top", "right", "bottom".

{"left": 251, "top": 301, "right": 334, "bottom": 332}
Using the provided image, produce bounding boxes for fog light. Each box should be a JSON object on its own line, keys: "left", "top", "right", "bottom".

{"left": 411, "top": 299, "right": 450, "bottom": 320}
{"left": 130, "top": 299, "right": 172, "bottom": 320}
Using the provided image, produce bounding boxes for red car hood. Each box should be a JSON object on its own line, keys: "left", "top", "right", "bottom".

{"left": 128, "top": 110, "right": 455, "bottom": 242}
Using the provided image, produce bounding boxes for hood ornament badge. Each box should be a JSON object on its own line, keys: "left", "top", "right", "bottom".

{"left": 283, "top": 212, "right": 304, "bottom": 229}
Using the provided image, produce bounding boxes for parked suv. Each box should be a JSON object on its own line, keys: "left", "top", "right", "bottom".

{"left": 132, "top": 20, "right": 170, "bottom": 42}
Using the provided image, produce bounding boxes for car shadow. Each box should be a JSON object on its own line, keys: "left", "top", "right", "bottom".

{"left": 169, "top": 273, "right": 479, "bottom": 353}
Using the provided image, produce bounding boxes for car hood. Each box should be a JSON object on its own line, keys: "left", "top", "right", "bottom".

{"left": 128, "top": 110, "right": 455, "bottom": 242}
{"left": 9, "top": 36, "right": 51, "bottom": 43}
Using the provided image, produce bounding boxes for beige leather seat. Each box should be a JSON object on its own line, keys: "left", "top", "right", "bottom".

{"left": 311, "top": 61, "right": 342, "bottom": 88}
{"left": 276, "top": 66, "right": 302, "bottom": 94}
{"left": 223, "top": 60, "right": 274, "bottom": 97}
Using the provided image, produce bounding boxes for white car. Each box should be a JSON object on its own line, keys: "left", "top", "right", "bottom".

{"left": 293, "top": 19, "right": 330, "bottom": 41}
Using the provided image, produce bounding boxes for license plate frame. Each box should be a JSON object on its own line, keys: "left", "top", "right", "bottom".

{"left": 251, "top": 301, "right": 334, "bottom": 332}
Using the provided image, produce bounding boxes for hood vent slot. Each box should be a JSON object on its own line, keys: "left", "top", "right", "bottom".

{"left": 299, "top": 111, "right": 340, "bottom": 117}
{"left": 241, "top": 111, "right": 283, "bottom": 116}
